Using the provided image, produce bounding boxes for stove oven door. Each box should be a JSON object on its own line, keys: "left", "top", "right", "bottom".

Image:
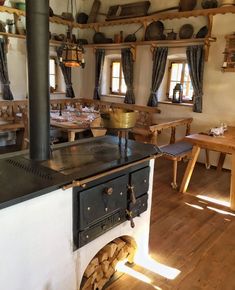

{"left": 77, "top": 174, "right": 128, "bottom": 230}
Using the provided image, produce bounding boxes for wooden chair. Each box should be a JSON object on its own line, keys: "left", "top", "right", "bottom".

{"left": 155, "top": 118, "right": 194, "bottom": 189}
{"left": 159, "top": 141, "right": 193, "bottom": 189}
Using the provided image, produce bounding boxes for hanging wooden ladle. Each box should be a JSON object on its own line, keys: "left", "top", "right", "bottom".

{"left": 124, "top": 25, "right": 143, "bottom": 43}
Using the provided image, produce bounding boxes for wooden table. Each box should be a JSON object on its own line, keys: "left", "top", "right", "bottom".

{"left": 180, "top": 126, "right": 235, "bottom": 210}
{"left": 50, "top": 120, "right": 89, "bottom": 142}
{"left": 50, "top": 110, "right": 104, "bottom": 141}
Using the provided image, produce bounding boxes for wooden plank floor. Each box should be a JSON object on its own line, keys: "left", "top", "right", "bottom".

{"left": 107, "top": 158, "right": 235, "bottom": 290}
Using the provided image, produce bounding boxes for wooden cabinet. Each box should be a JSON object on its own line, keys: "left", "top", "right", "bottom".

{"left": 222, "top": 33, "right": 235, "bottom": 72}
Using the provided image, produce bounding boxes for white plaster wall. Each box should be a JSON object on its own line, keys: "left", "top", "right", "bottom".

{"left": 0, "top": 1, "right": 234, "bottom": 167}
{"left": 0, "top": 0, "right": 77, "bottom": 100}
{"left": 75, "top": 2, "right": 235, "bottom": 168}
{"left": 0, "top": 188, "right": 77, "bottom": 290}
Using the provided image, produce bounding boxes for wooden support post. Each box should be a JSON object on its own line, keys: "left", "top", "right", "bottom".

{"left": 180, "top": 145, "right": 200, "bottom": 193}
{"left": 141, "top": 20, "right": 147, "bottom": 41}
{"left": 230, "top": 153, "right": 235, "bottom": 211}
{"left": 207, "top": 15, "right": 213, "bottom": 38}
{"left": 186, "top": 123, "right": 191, "bottom": 136}
{"left": 170, "top": 126, "right": 176, "bottom": 144}
{"left": 130, "top": 45, "right": 136, "bottom": 61}
{"left": 171, "top": 159, "right": 178, "bottom": 189}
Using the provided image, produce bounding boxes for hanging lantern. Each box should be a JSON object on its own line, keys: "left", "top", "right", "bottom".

{"left": 59, "top": 0, "right": 85, "bottom": 68}
{"left": 61, "top": 43, "right": 85, "bottom": 68}
{"left": 172, "top": 83, "right": 183, "bottom": 103}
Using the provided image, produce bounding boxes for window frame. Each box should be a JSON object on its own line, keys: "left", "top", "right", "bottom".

{"left": 166, "top": 59, "right": 194, "bottom": 103}
{"left": 109, "top": 59, "right": 126, "bottom": 96}
{"left": 49, "top": 57, "right": 58, "bottom": 92}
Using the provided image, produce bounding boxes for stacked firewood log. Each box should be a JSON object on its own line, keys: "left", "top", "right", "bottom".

{"left": 81, "top": 237, "right": 137, "bottom": 290}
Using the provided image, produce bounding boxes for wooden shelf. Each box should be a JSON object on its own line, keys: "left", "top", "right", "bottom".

{"left": 0, "top": 30, "right": 215, "bottom": 61}
{"left": 0, "top": 4, "right": 232, "bottom": 61}
{"left": 1, "top": 5, "right": 235, "bottom": 30}
{"left": 0, "top": 5, "right": 25, "bottom": 17}
{"left": 84, "top": 37, "right": 215, "bottom": 49}
{"left": 49, "top": 15, "right": 80, "bottom": 28}
{"left": 0, "top": 32, "right": 75, "bottom": 47}
{"left": 85, "top": 37, "right": 216, "bottom": 61}
{"left": 80, "top": 6, "right": 235, "bottom": 29}
{"left": 0, "top": 31, "right": 25, "bottom": 40}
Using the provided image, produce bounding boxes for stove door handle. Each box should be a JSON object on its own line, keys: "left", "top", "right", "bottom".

{"left": 104, "top": 187, "right": 113, "bottom": 196}
{"left": 126, "top": 210, "right": 135, "bottom": 228}
{"left": 128, "top": 185, "right": 136, "bottom": 204}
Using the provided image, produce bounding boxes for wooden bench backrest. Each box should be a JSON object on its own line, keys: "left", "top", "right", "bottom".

{"left": 0, "top": 101, "right": 14, "bottom": 122}
{"left": 0, "top": 98, "right": 162, "bottom": 133}
{"left": 78, "top": 98, "right": 161, "bottom": 128}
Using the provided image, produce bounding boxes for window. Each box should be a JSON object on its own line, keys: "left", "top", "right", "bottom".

{"left": 167, "top": 60, "right": 194, "bottom": 102}
{"left": 49, "top": 58, "right": 57, "bottom": 91}
{"left": 110, "top": 60, "right": 127, "bottom": 95}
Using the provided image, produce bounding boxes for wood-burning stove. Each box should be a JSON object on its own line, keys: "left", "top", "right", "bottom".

{"left": 73, "top": 162, "right": 150, "bottom": 250}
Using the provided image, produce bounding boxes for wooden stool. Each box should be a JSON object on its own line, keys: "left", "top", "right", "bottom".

{"left": 159, "top": 141, "right": 193, "bottom": 189}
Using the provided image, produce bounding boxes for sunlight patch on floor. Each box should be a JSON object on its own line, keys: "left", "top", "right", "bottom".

{"left": 116, "top": 260, "right": 162, "bottom": 290}
{"left": 207, "top": 206, "right": 235, "bottom": 217}
{"left": 134, "top": 255, "right": 181, "bottom": 280}
{"left": 185, "top": 202, "right": 204, "bottom": 210}
{"left": 196, "top": 195, "right": 230, "bottom": 207}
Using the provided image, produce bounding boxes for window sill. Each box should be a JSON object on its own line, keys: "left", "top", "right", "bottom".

{"left": 101, "top": 94, "right": 125, "bottom": 99}
{"left": 50, "top": 92, "right": 66, "bottom": 95}
{"left": 159, "top": 101, "right": 193, "bottom": 107}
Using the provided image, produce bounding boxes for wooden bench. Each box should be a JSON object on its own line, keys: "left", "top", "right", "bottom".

{"left": 0, "top": 101, "right": 25, "bottom": 150}
{"left": 77, "top": 98, "right": 162, "bottom": 140}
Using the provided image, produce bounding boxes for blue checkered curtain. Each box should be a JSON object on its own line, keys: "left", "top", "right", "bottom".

{"left": 186, "top": 45, "right": 205, "bottom": 113}
{"left": 148, "top": 47, "right": 168, "bottom": 107}
{"left": 93, "top": 49, "right": 105, "bottom": 100}
{"left": 121, "top": 48, "right": 135, "bottom": 104}
{"left": 0, "top": 38, "right": 13, "bottom": 100}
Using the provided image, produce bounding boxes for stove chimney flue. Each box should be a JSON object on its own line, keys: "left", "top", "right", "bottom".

{"left": 26, "top": 0, "right": 50, "bottom": 161}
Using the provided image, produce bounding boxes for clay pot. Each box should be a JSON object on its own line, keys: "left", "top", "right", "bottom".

{"left": 179, "top": 0, "right": 197, "bottom": 11}
{"left": 0, "top": 0, "right": 5, "bottom": 5}
{"left": 167, "top": 30, "right": 177, "bottom": 40}
{"left": 93, "top": 32, "right": 105, "bottom": 43}
{"left": 124, "top": 34, "right": 137, "bottom": 42}
{"left": 76, "top": 13, "right": 88, "bottom": 24}
{"left": 201, "top": 0, "right": 218, "bottom": 8}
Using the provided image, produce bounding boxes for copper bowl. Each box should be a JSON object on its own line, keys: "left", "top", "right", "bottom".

{"left": 101, "top": 109, "right": 138, "bottom": 129}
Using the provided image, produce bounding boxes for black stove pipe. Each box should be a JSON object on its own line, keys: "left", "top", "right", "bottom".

{"left": 26, "top": 0, "right": 50, "bottom": 161}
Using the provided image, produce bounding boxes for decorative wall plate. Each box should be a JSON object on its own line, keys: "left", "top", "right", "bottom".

{"left": 179, "top": 24, "right": 194, "bottom": 39}
{"left": 145, "top": 21, "right": 164, "bottom": 41}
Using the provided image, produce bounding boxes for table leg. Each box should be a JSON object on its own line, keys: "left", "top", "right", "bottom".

{"left": 68, "top": 131, "right": 75, "bottom": 142}
{"left": 217, "top": 153, "right": 226, "bottom": 172}
{"left": 179, "top": 145, "right": 201, "bottom": 193}
{"left": 205, "top": 149, "right": 210, "bottom": 169}
{"left": 230, "top": 153, "right": 235, "bottom": 210}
